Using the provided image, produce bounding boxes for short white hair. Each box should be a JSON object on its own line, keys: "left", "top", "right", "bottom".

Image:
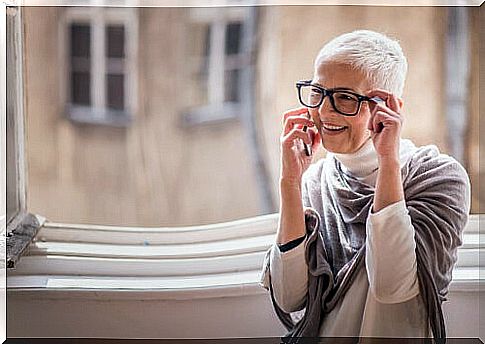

{"left": 314, "top": 30, "right": 408, "bottom": 97}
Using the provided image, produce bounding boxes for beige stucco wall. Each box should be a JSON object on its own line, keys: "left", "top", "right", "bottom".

{"left": 23, "top": 6, "right": 480, "bottom": 227}
{"left": 24, "top": 7, "right": 261, "bottom": 226}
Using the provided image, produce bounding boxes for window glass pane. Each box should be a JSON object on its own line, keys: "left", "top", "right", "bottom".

{"left": 225, "top": 22, "right": 241, "bottom": 55}
{"left": 71, "top": 72, "right": 91, "bottom": 105}
{"left": 106, "top": 74, "right": 124, "bottom": 110}
{"left": 224, "top": 69, "right": 239, "bottom": 102}
{"left": 70, "top": 24, "right": 90, "bottom": 58}
{"left": 106, "top": 25, "right": 125, "bottom": 58}
{"left": 25, "top": 6, "right": 481, "bottom": 228}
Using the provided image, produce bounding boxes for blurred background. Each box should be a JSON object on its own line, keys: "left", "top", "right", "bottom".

{"left": 22, "top": 5, "right": 481, "bottom": 226}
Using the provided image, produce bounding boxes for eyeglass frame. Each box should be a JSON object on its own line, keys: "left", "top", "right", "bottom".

{"left": 295, "top": 80, "right": 382, "bottom": 116}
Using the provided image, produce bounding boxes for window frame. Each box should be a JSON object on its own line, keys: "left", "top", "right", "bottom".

{"left": 5, "top": 6, "right": 46, "bottom": 269}
{"left": 6, "top": 5, "right": 27, "bottom": 230}
{"left": 59, "top": 7, "right": 138, "bottom": 127}
{"left": 182, "top": 6, "right": 251, "bottom": 126}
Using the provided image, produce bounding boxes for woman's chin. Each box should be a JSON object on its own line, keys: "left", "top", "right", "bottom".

{"left": 324, "top": 148, "right": 349, "bottom": 154}
{"left": 322, "top": 142, "right": 348, "bottom": 154}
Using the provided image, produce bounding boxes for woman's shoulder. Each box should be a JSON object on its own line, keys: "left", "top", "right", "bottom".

{"left": 406, "top": 140, "right": 468, "bottom": 175}
{"left": 403, "top": 140, "right": 470, "bottom": 195}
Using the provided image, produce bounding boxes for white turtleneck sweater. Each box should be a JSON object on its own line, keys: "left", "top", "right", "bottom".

{"left": 262, "top": 138, "right": 428, "bottom": 337}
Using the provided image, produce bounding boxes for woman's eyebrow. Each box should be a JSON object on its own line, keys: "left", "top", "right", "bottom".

{"left": 329, "top": 87, "right": 357, "bottom": 92}
{"left": 311, "top": 83, "right": 357, "bottom": 93}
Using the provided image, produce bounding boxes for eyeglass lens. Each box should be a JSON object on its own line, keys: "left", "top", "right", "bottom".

{"left": 299, "top": 85, "right": 360, "bottom": 115}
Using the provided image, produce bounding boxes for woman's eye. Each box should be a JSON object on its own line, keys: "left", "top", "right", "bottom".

{"left": 337, "top": 94, "right": 356, "bottom": 101}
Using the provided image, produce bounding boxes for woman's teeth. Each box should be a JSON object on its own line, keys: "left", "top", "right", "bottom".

{"left": 323, "top": 124, "right": 347, "bottom": 131}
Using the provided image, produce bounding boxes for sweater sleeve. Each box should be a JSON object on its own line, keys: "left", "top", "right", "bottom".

{"left": 365, "top": 199, "right": 420, "bottom": 304}
{"left": 263, "top": 237, "right": 309, "bottom": 313}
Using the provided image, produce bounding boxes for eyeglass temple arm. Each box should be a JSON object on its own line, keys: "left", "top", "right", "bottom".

{"left": 366, "top": 96, "right": 385, "bottom": 103}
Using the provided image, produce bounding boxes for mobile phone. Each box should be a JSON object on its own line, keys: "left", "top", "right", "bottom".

{"left": 302, "top": 125, "right": 312, "bottom": 156}
{"left": 302, "top": 112, "right": 313, "bottom": 156}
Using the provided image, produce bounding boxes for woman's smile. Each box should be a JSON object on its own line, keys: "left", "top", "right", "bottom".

{"left": 321, "top": 122, "right": 348, "bottom": 134}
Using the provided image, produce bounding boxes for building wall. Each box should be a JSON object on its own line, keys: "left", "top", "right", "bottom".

{"left": 24, "top": 7, "right": 261, "bottom": 227}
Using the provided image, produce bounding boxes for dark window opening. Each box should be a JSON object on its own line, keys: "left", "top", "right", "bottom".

{"left": 107, "top": 74, "right": 124, "bottom": 110}
{"left": 225, "top": 22, "right": 242, "bottom": 55}
{"left": 224, "top": 69, "right": 239, "bottom": 102}
{"left": 70, "top": 23, "right": 91, "bottom": 106}
{"left": 106, "top": 25, "right": 125, "bottom": 58}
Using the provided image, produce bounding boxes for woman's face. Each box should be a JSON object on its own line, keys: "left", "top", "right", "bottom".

{"left": 309, "top": 62, "right": 373, "bottom": 154}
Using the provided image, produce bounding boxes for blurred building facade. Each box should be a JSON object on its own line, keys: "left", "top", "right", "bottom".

{"left": 22, "top": 6, "right": 480, "bottom": 226}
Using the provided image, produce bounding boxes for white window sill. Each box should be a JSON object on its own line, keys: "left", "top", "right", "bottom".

{"left": 181, "top": 102, "right": 240, "bottom": 127}
{"left": 7, "top": 214, "right": 484, "bottom": 299}
{"left": 67, "top": 105, "right": 133, "bottom": 128}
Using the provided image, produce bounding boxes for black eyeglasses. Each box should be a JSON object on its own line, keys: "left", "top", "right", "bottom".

{"left": 296, "top": 80, "right": 382, "bottom": 116}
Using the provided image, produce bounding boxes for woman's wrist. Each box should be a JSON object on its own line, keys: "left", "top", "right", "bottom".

{"left": 277, "top": 176, "right": 306, "bottom": 245}
{"left": 374, "top": 157, "right": 404, "bottom": 213}
{"left": 377, "top": 154, "right": 400, "bottom": 168}
{"left": 279, "top": 177, "right": 302, "bottom": 191}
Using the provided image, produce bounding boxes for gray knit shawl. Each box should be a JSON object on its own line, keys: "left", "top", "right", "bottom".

{"left": 266, "top": 144, "right": 470, "bottom": 343}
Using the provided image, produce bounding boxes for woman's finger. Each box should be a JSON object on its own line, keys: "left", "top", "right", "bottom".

{"left": 367, "top": 89, "right": 401, "bottom": 114}
{"left": 372, "top": 103, "right": 400, "bottom": 119}
{"left": 281, "top": 127, "right": 312, "bottom": 148}
{"left": 389, "top": 93, "right": 401, "bottom": 113}
{"left": 282, "top": 107, "right": 309, "bottom": 125}
{"left": 372, "top": 111, "right": 400, "bottom": 133}
{"left": 283, "top": 115, "right": 314, "bottom": 136}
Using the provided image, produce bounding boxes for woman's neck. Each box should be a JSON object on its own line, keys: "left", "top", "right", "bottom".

{"left": 331, "top": 137, "right": 379, "bottom": 178}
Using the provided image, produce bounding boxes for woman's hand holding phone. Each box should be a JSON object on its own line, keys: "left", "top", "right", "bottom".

{"left": 280, "top": 107, "right": 321, "bottom": 187}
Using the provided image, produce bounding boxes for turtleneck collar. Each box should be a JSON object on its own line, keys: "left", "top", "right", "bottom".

{"left": 331, "top": 136, "right": 378, "bottom": 179}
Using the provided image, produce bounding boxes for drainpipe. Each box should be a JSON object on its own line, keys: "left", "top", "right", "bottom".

{"left": 240, "top": 7, "right": 276, "bottom": 214}
{"left": 445, "top": 7, "right": 470, "bottom": 166}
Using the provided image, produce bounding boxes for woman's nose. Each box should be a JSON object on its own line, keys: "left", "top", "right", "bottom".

{"left": 317, "top": 97, "right": 335, "bottom": 117}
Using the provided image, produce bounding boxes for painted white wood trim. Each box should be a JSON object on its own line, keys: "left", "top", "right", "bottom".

{"left": 188, "top": 6, "right": 249, "bottom": 23}
{"left": 7, "top": 270, "right": 261, "bottom": 290}
{"left": 0, "top": 4, "right": 6, "bottom": 343}
{"left": 12, "top": 6, "right": 27, "bottom": 218}
{"left": 7, "top": 274, "right": 265, "bottom": 301}
{"left": 8, "top": 252, "right": 266, "bottom": 277}
{"left": 11, "top": 234, "right": 482, "bottom": 269}
{"left": 208, "top": 21, "right": 225, "bottom": 105}
{"left": 27, "top": 235, "right": 274, "bottom": 258}
{"left": 37, "top": 213, "right": 278, "bottom": 244}
{"left": 0, "top": 3, "right": 6, "bottom": 236}
{"left": 125, "top": 8, "right": 138, "bottom": 117}
{"left": 6, "top": 269, "right": 484, "bottom": 299}
{"left": 92, "top": 9, "right": 105, "bottom": 110}
{"left": 13, "top": 0, "right": 484, "bottom": 6}
{"left": 6, "top": 214, "right": 484, "bottom": 297}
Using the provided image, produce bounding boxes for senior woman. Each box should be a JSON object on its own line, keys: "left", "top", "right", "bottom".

{"left": 259, "top": 30, "right": 470, "bottom": 342}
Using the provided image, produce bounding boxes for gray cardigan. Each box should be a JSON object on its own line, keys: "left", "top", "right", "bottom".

{"left": 260, "top": 141, "right": 470, "bottom": 343}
